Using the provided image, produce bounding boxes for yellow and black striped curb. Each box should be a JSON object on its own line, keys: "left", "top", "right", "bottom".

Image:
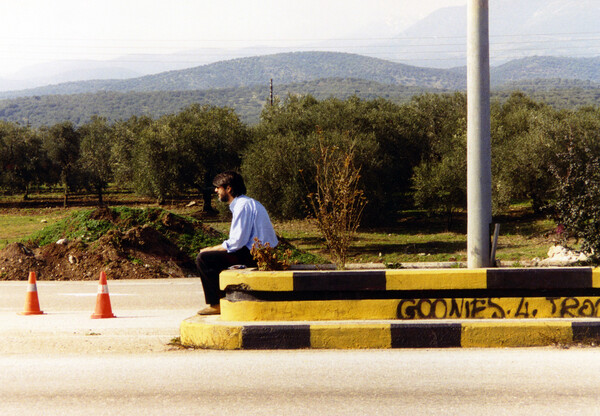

{"left": 180, "top": 316, "right": 600, "bottom": 350}
{"left": 220, "top": 267, "right": 600, "bottom": 292}
{"left": 219, "top": 296, "right": 600, "bottom": 321}
{"left": 219, "top": 267, "right": 600, "bottom": 321}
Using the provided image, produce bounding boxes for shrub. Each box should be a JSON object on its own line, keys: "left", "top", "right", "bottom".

{"left": 305, "top": 132, "right": 366, "bottom": 269}
{"left": 549, "top": 139, "right": 600, "bottom": 258}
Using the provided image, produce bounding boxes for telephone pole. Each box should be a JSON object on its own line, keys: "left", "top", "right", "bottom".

{"left": 466, "top": 0, "right": 492, "bottom": 268}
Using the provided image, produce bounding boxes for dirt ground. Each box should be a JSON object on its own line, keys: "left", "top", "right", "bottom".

{"left": 0, "top": 206, "right": 216, "bottom": 281}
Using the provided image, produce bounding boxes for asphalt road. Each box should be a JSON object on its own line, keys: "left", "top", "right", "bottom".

{"left": 2, "top": 279, "right": 600, "bottom": 415}
{"left": 2, "top": 348, "right": 600, "bottom": 415}
{"left": 0, "top": 278, "right": 202, "bottom": 353}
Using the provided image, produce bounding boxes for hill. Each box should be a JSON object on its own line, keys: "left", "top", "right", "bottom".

{"left": 0, "top": 52, "right": 465, "bottom": 100}
{"left": 3, "top": 52, "right": 600, "bottom": 127}
{"left": 4, "top": 52, "right": 600, "bottom": 102}
{"left": 491, "top": 56, "right": 600, "bottom": 86}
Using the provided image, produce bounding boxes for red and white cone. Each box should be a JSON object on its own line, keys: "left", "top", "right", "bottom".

{"left": 18, "top": 271, "right": 44, "bottom": 315}
{"left": 91, "top": 271, "right": 116, "bottom": 319}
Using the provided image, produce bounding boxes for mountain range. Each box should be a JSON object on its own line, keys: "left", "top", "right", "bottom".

{"left": 3, "top": 52, "right": 600, "bottom": 100}
{"left": 2, "top": 51, "right": 600, "bottom": 127}
{"left": 1, "top": 0, "right": 599, "bottom": 91}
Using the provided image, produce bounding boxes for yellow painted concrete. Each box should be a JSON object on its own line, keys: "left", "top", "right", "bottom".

{"left": 397, "top": 296, "right": 600, "bottom": 320}
{"left": 221, "top": 299, "right": 400, "bottom": 321}
{"left": 461, "top": 321, "right": 573, "bottom": 347}
{"left": 592, "top": 268, "right": 600, "bottom": 288}
{"left": 310, "top": 323, "right": 392, "bottom": 349}
{"left": 385, "top": 269, "right": 488, "bottom": 290}
{"left": 219, "top": 270, "right": 294, "bottom": 291}
{"left": 222, "top": 296, "right": 600, "bottom": 321}
{"left": 180, "top": 316, "right": 242, "bottom": 349}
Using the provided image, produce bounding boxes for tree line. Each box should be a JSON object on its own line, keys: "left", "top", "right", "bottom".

{"left": 1, "top": 92, "right": 599, "bottom": 232}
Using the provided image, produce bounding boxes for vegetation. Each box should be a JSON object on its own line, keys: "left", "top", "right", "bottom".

{"left": 306, "top": 133, "right": 366, "bottom": 269}
{"left": 0, "top": 79, "right": 447, "bottom": 127}
{"left": 25, "top": 207, "right": 225, "bottom": 257}
{"left": 549, "top": 130, "right": 600, "bottom": 260}
{"left": 4, "top": 89, "right": 600, "bottom": 260}
{"left": 0, "top": 204, "right": 556, "bottom": 266}
{"left": 250, "top": 238, "right": 292, "bottom": 271}
{"left": 4, "top": 80, "right": 600, "bottom": 128}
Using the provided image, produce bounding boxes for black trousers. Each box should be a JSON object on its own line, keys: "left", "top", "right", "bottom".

{"left": 195, "top": 247, "right": 256, "bottom": 305}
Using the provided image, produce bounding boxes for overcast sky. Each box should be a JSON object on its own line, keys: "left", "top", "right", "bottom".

{"left": 0, "top": 0, "right": 467, "bottom": 77}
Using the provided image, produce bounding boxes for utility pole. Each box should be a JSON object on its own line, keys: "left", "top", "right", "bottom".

{"left": 466, "top": 0, "right": 492, "bottom": 268}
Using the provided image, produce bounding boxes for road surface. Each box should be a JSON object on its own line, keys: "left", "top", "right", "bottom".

{"left": 1, "top": 279, "right": 600, "bottom": 415}
{"left": 1, "top": 348, "right": 600, "bottom": 415}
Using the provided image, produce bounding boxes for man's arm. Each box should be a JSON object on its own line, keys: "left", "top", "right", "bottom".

{"left": 223, "top": 202, "right": 254, "bottom": 252}
{"left": 200, "top": 244, "right": 227, "bottom": 253}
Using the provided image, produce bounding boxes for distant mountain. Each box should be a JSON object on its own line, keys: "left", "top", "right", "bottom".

{"left": 5, "top": 52, "right": 600, "bottom": 101}
{"left": 0, "top": 52, "right": 466, "bottom": 99}
{"left": 4, "top": 0, "right": 600, "bottom": 88}
{"left": 0, "top": 46, "right": 296, "bottom": 92}
{"left": 3, "top": 51, "right": 600, "bottom": 128}
{"left": 491, "top": 56, "right": 600, "bottom": 86}
{"left": 389, "top": 0, "right": 600, "bottom": 68}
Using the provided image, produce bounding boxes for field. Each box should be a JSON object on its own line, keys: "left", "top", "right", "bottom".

{"left": 273, "top": 208, "right": 557, "bottom": 266}
{"left": 0, "top": 192, "right": 560, "bottom": 277}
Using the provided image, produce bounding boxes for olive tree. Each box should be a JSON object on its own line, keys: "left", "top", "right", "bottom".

{"left": 42, "top": 122, "right": 80, "bottom": 207}
{"left": 78, "top": 116, "right": 113, "bottom": 205}
{"left": 166, "top": 104, "right": 248, "bottom": 212}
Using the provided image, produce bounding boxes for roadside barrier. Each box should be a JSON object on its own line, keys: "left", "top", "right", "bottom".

{"left": 218, "top": 267, "right": 600, "bottom": 321}
{"left": 18, "top": 271, "right": 44, "bottom": 315}
{"left": 180, "top": 267, "right": 600, "bottom": 349}
{"left": 91, "top": 271, "right": 116, "bottom": 319}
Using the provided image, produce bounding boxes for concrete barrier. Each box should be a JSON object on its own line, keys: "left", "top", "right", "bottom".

{"left": 180, "top": 267, "right": 600, "bottom": 349}
{"left": 181, "top": 316, "right": 600, "bottom": 349}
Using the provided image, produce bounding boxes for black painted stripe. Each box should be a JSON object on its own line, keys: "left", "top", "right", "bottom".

{"left": 293, "top": 270, "right": 387, "bottom": 291}
{"left": 390, "top": 323, "right": 462, "bottom": 348}
{"left": 242, "top": 325, "right": 311, "bottom": 349}
{"left": 572, "top": 321, "right": 600, "bottom": 342}
{"left": 487, "top": 268, "right": 593, "bottom": 290}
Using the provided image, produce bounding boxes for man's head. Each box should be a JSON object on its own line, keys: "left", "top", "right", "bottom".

{"left": 213, "top": 171, "right": 246, "bottom": 203}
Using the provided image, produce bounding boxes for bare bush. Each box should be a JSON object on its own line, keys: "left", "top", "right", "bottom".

{"left": 306, "top": 132, "right": 367, "bottom": 269}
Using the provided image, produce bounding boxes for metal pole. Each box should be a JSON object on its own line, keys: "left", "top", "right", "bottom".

{"left": 467, "top": 0, "right": 492, "bottom": 268}
{"left": 270, "top": 78, "right": 273, "bottom": 106}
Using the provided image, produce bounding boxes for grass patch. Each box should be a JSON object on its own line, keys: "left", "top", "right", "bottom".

{"left": 0, "top": 209, "right": 71, "bottom": 249}
{"left": 27, "top": 209, "right": 113, "bottom": 246}
{"left": 273, "top": 207, "right": 557, "bottom": 265}
{"left": 24, "top": 207, "right": 225, "bottom": 256}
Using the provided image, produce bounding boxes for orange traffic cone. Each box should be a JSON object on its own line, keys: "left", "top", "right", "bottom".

{"left": 18, "top": 271, "right": 44, "bottom": 315}
{"left": 91, "top": 271, "right": 116, "bottom": 319}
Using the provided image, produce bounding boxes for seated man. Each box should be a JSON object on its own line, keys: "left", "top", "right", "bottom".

{"left": 195, "top": 171, "right": 278, "bottom": 315}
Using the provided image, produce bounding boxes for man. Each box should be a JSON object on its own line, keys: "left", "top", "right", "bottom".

{"left": 195, "top": 171, "right": 278, "bottom": 315}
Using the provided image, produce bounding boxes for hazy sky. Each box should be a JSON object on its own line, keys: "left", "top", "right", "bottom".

{"left": 0, "top": 0, "right": 466, "bottom": 77}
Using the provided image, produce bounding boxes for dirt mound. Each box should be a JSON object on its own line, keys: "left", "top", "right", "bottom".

{"left": 0, "top": 208, "right": 219, "bottom": 281}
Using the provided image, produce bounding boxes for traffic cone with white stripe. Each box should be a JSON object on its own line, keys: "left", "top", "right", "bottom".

{"left": 91, "top": 271, "right": 116, "bottom": 319}
{"left": 18, "top": 271, "right": 44, "bottom": 315}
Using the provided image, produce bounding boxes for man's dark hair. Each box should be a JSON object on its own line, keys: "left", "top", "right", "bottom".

{"left": 213, "top": 171, "right": 246, "bottom": 197}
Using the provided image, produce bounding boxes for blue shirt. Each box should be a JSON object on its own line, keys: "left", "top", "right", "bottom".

{"left": 222, "top": 195, "right": 278, "bottom": 252}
